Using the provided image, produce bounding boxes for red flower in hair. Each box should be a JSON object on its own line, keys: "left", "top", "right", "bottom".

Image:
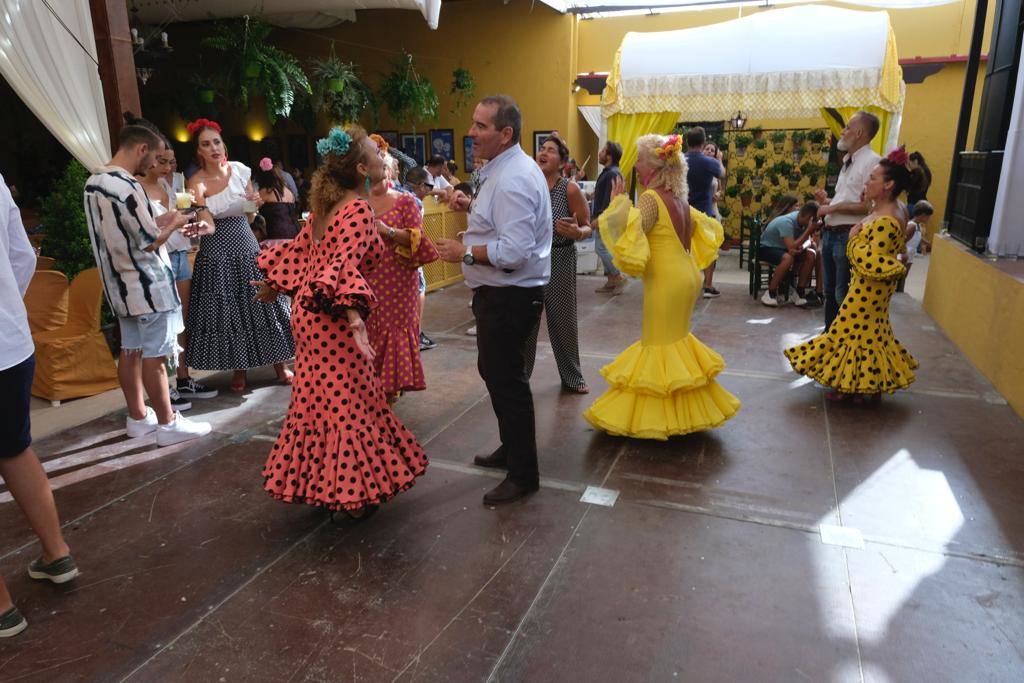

{"left": 886, "top": 145, "right": 909, "bottom": 167}
{"left": 186, "top": 118, "right": 222, "bottom": 137}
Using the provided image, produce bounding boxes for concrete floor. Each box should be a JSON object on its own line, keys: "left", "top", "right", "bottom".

{"left": 2, "top": 252, "right": 1022, "bottom": 682}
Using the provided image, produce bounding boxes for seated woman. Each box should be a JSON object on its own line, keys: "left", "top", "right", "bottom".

{"left": 584, "top": 134, "right": 740, "bottom": 440}
{"left": 784, "top": 147, "right": 921, "bottom": 402}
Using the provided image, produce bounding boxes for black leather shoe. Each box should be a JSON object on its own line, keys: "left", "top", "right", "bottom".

{"left": 483, "top": 478, "right": 539, "bottom": 505}
{"left": 473, "top": 447, "right": 508, "bottom": 469}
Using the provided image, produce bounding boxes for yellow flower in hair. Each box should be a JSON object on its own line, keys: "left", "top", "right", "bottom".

{"left": 657, "top": 134, "right": 683, "bottom": 164}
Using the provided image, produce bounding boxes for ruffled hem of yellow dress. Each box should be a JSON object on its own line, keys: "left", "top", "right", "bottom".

{"left": 784, "top": 340, "right": 919, "bottom": 394}
{"left": 600, "top": 334, "right": 726, "bottom": 396}
{"left": 583, "top": 381, "right": 740, "bottom": 441}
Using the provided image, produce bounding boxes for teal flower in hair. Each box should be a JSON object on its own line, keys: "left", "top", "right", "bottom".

{"left": 316, "top": 127, "right": 352, "bottom": 158}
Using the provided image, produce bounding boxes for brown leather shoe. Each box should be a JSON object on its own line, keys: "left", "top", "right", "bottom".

{"left": 483, "top": 478, "right": 539, "bottom": 505}
{"left": 473, "top": 447, "right": 508, "bottom": 469}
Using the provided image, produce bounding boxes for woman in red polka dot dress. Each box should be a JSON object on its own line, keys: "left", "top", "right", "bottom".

{"left": 254, "top": 126, "right": 428, "bottom": 517}
{"left": 366, "top": 152, "right": 439, "bottom": 400}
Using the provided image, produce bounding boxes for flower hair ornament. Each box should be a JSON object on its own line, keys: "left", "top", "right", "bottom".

{"left": 186, "top": 118, "right": 222, "bottom": 137}
{"left": 656, "top": 134, "right": 683, "bottom": 164}
{"left": 316, "top": 127, "right": 352, "bottom": 158}
{"left": 886, "top": 145, "right": 910, "bottom": 169}
{"left": 369, "top": 133, "right": 389, "bottom": 154}
{"left": 259, "top": 157, "right": 274, "bottom": 172}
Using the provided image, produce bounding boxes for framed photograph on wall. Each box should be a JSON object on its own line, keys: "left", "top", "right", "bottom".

{"left": 377, "top": 130, "right": 399, "bottom": 150}
{"left": 429, "top": 129, "right": 455, "bottom": 162}
{"left": 463, "top": 136, "right": 474, "bottom": 175}
{"left": 401, "top": 133, "right": 427, "bottom": 166}
{"left": 533, "top": 130, "right": 556, "bottom": 157}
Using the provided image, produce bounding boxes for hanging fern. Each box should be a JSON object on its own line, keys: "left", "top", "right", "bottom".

{"left": 378, "top": 52, "right": 438, "bottom": 127}
{"left": 311, "top": 53, "right": 375, "bottom": 125}
{"left": 202, "top": 17, "right": 311, "bottom": 124}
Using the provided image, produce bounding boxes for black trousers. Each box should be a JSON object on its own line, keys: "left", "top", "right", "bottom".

{"left": 472, "top": 285, "right": 544, "bottom": 487}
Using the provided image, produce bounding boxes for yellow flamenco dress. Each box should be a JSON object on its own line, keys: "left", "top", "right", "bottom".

{"left": 583, "top": 190, "right": 741, "bottom": 440}
{"left": 784, "top": 215, "right": 918, "bottom": 393}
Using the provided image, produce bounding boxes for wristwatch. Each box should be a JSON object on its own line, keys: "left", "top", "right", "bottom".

{"left": 462, "top": 245, "right": 476, "bottom": 266}
{"left": 386, "top": 226, "right": 397, "bottom": 240}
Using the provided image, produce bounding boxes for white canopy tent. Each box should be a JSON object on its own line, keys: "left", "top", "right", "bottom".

{"left": 135, "top": 0, "right": 444, "bottom": 30}
{"left": 601, "top": 5, "right": 905, "bottom": 177}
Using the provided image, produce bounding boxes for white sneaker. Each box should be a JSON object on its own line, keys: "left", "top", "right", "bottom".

{"left": 466, "top": 325, "right": 477, "bottom": 336}
{"left": 760, "top": 291, "right": 779, "bottom": 307}
{"left": 126, "top": 407, "right": 158, "bottom": 438}
{"left": 156, "top": 412, "right": 211, "bottom": 446}
{"left": 791, "top": 291, "right": 807, "bottom": 307}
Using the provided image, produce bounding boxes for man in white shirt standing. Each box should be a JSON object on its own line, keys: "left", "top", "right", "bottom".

{"left": 436, "top": 95, "right": 552, "bottom": 505}
{"left": 815, "top": 111, "right": 881, "bottom": 330}
{"left": 0, "top": 176, "right": 79, "bottom": 638}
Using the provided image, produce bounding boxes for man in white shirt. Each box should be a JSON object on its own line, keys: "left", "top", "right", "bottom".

{"left": 84, "top": 121, "right": 211, "bottom": 446}
{"left": 815, "top": 111, "right": 882, "bottom": 330}
{"left": 436, "top": 95, "right": 552, "bottom": 505}
{"left": 0, "top": 176, "right": 79, "bottom": 638}
{"left": 424, "top": 155, "right": 452, "bottom": 199}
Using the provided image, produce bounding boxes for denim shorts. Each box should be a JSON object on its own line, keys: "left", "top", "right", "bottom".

{"left": 0, "top": 355, "right": 34, "bottom": 458}
{"left": 169, "top": 250, "right": 192, "bottom": 282}
{"left": 418, "top": 267, "right": 427, "bottom": 295}
{"left": 759, "top": 246, "right": 789, "bottom": 266}
{"left": 119, "top": 308, "right": 184, "bottom": 359}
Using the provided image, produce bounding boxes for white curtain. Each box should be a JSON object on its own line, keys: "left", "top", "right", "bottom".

{"left": 578, "top": 105, "right": 607, "bottom": 151}
{"left": 988, "top": 34, "right": 1024, "bottom": 256}
{"left": 0, "top": 0, "right": 110, "bottom": 170}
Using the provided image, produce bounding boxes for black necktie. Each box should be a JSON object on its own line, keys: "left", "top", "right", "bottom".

{"left": 844, "top": 157, "right": 852, "bottom": 171}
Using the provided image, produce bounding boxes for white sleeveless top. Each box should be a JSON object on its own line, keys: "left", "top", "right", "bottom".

{"left": 204, "top": 161, "right": 252, "bottom": 219}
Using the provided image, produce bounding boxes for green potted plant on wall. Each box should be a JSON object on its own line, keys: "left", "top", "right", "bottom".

{"left": 450, "top": 67, "right": 476, "bottom": 113}
{"left": 725, "top": 184, "right": 741, "bottom": 201}
{"left": 808, "top": 128, "right": 827, "bottom": 154}
{"left": 751, "top": 125, "right": 764, "bottom": 139}
{"left": 203, "top": 16, "right": 311, "bottom": 124}
{"left": 734, "top": 133, "right": 753, "bottom": 157}
{"left": 311, "top": 49, "right": 375, "bottom": 125}
{"left": 379, "top": 51, "right": 439, "bottom": 127}
{"left": 791, "top": 130, "right": 807, "bottom": 162}
{"left": 800, "top": 161, "right": 824, "bottom": 186}
{"left": 770, "top": 130, "right": 787, "bottom": 154}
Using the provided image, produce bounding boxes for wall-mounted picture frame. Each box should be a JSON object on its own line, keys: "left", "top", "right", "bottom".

{"left": 429, "top": 129, "right": 455, "bottom": 162}
{"left": 533, "top": 130, "right": 556, "bottom": 157}
{"left": 400, "top": 133, "right": 427, "bottom": 166}
{"left": 463, "top": 136, "right": 474, "bottom": 175}
{"left": 376, "top": 130, "right": 399, "bottom": 150}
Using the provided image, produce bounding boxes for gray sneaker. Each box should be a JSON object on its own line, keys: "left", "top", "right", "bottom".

{"left": 28, "top": 555, "right": 80, "bottom": 584}
{"left": 0, "top": 607, "right": 27, "bottom": 638}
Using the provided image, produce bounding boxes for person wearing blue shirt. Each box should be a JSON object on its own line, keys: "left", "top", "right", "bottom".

{"left": 759, "top": 202, "right": 822, "bottom": 307}
{"left": 684, "top": 127, "right": 726, "bottom": 298}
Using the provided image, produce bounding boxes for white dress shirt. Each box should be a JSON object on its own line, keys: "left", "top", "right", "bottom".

{"left": 462, "top": 145, "right": 551, "bottom": 289}
{"left": 425, "top": 169, "right": 452, "bottom": 191}
{"left": 0, "top": 176, "right": 37, "bottom": 370}
{"left": 827, "top": 145, "right": 881, "bottom": 227}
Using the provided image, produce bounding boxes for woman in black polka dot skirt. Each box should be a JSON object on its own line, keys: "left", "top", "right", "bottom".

{"left": 785, "top": 148, "right": 921, "bottom": 402}
{"left": 254, "top": 126, "right": 427, "bottom": 516}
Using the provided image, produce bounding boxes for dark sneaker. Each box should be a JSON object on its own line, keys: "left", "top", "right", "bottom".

{"left": 483, "top": 477, "right": 539, "bottom": 505}
{"left": 0, "top": 607, "right": 27, "bottom": 638}
{"left": 28, "top": 555, "right": 79, "bottom": 584}
{"left": 419, "top": 332, "right": 437, "bottom": 351}
{"left": 800, "top": 291, "right": 824, "bottom": 308}
{"left": 169, "top": 387, "right": 192, "bottom": 412}
{"left": 702, "top": 286, "right": 721, "bottom": 299}
{"left": 177, "top": 377, "right": 218, "bottom": 399}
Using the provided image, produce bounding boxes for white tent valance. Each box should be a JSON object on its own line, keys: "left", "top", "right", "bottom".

{"left": 602, "top": 5, "right": 904, "bottom": 122}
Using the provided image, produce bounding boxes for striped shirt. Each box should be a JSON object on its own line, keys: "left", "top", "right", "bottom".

{"left": 84, "top": 167, "right": 179, "bottom": 318}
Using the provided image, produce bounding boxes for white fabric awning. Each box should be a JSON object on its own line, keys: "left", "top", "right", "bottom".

{"left": 540, "top": 1, "right": 957, "bottom": 17}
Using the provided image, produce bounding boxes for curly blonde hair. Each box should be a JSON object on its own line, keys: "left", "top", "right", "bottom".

{"left": 636, "top": 134, "right": 688, "bottom": 201}
{"left": 309, "top": 124, "right": 369, "bottom": 217}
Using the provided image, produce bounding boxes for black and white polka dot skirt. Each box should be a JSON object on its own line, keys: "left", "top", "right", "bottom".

{"left": 185, "top": 215, "right": 295, "bottom": 371}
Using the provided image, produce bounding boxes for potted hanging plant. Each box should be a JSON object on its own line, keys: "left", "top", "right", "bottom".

{"left": 770, "top": 130, "right": 787, "bottom": 154}
{"left": 734, "top": 167, "right": 750, "bottom": 185}
{"left": 800, "top": 161, "right": 824, "bottom": 186}
{"left": 808, "top": 128, "right": 827, "bottom": 155}
{"left": 311, "top": 51, "right": 375, "bottom": 125}
{"left": 189, "top": 72, "right": 217, "bottom": 104}
{"left": 788, "top": 172, "right": 802, "bottom": 191}
{"left": 725, "top": 184, "right": 741, "bottom": 200}
{"left": 754, "top": 138, "right": 767, "bottom": 169}
{"left": 751, "top": 125, "right": 764, "bottom": 139}
{"left": 203, "top": 17, "right": 311, "bottom": 124}
{"left": 734, "top": 133, "right": 753, "bottom": 157}
{"left": 740, "top": 188, "right": 753, "bottom": 208}
{"left": 379, "top": 51, "right": 439, "bottom": 127}
{"left": 791, "top": 130, "right": 807, "bottom": 162}
{"left": 450, "top": 67, "right": 476, "bottom": 113}
{"left": 752, "top": 175, "right": 764, "bottom": 190}
{"left": 718, "top": 204, "right": 732, "bottom": 219}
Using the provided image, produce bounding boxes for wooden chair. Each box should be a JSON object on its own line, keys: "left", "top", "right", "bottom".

{"left": 35, "top": 255, "right": 57, "bottom": 270}
{"left": 749, "top": 223, "right": 794, "bottom": 300}
{"left": 24, "top": 269, "right": 69, "bottom": 334}
{"left": 31, "top": 267, "right": 119, "bottom": 405}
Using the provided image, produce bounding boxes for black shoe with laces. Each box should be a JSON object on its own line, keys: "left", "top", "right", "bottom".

{"left": 702, "top": 286, "right": 721, "bottom": 299}
{"left": 419, "top": 332, "right": 437, "bottom": 351}
{"left": 0, "top": 607, "right": 27, "bottom": 638}
{"left": 177, "top": 377, "right": 219, "bottom": 399}
{"left": 169, "top": 388, "right": 192, "bottom": 412}
{"left": 483, "top": 477, "right": 539, "bottom": 505}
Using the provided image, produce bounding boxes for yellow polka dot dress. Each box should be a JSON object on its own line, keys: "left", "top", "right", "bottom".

{"left": 785, "top": 216, "right": 918, "bottom": 394}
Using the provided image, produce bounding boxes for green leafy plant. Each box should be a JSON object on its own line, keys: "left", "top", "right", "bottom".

{"left": 791, "top": 130, "right": 807, "bottom": 147}
{"left": 734, "top": 167, "right": 751, "bottom": 184}
{"left": 800, "top": 161, "right": 825, "bottom": 185}
{"left": 753, "top": 138, "right": 767, "bottom": 150}
{"left": 714, "top": 133, "right": 728, "bottom": 150}
{"left": 40, "top": 160, "right": 94, "bottom": 280}
{"left": 379, "top": 51, "right": 439, "bottom": 127}
{"left": 773, "top": 160, "right": 794, "bottom": 178}
{"left": 203, "top": 17, "right": 311, "bottom": 123}
{"left": 808, "top": 129, "right": 827, "bottom": 145}
{"left": 725, "top": 184, "right": 741, "bottom": 198}
{"left": 718, "top": 204, "right": 732, "bottom": 218}
{"left": 311, "top": 51, "right": 375, "bottom": 125}
{"left": 769, "top": 131, "right": 787, "bottom": 144}
{"left": 734, "top": 134, "right": 753, "bottom": 150}
{"left": 751, "top": 125, "right": 764, "bottom": 139}
{"left": 450, "top": 67, "right": 476, "bottom": 112}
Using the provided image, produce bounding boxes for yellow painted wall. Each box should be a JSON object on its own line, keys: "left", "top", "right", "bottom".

{"left": 923, "top": 236, "right": 1024, "bottom": 419}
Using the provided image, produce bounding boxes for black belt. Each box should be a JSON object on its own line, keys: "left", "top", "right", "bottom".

{"left": 825, "top": 223, "right": 854, "bottom": 232}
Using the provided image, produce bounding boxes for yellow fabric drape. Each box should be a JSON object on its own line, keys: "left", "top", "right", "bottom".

{"left": 607, "top": 111, "right": 680, "bottom": 186}
{"left": 820, "top": 106, "right": 895, "bottom": 157}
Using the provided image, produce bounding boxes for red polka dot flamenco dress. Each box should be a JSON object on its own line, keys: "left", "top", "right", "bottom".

{"left": 257, "top": 198, "right": 428, "bottom": 512}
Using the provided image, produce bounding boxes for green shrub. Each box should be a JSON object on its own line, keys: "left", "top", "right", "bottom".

{"left": 40, "top": 160, "right": 94, "bottom": 280}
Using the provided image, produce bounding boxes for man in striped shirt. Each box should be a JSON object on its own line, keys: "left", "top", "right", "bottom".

{"left": 83, "top": 121, "right": 211, "bottom": 446}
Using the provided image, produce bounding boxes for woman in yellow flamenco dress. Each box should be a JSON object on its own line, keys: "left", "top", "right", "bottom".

{"left": 584, "top": 134, "right": 740, "bottom": 439}
{"left": 784, "top": 149, "right": 920, "bottom": 401}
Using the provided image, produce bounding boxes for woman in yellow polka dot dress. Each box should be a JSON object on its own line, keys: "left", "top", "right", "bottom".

{"left": 785, "top": 147, "right": 922, "bottom": 402}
